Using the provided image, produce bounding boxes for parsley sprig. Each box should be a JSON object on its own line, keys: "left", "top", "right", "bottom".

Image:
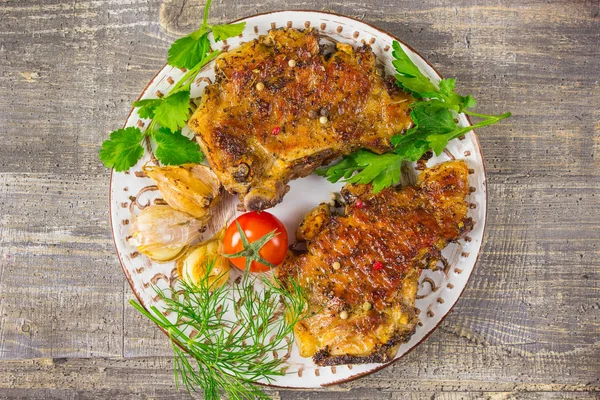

{"left": 318, "top": 41, "right": 511, "bottom": 193}
{"left": 99, "top": 0, "right": 245, "bottom": 172}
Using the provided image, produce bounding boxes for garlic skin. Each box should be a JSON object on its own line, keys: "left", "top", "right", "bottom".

{"left": 129, "top": 205, "right": 205, "bottom": 262}
{"left": 143, "top": 164, "right": 221, "bottom": 220}
{"left": 177, "top": 230, "right": 230, "bottom": 289}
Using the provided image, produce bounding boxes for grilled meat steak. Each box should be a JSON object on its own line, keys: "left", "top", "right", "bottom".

{"left": 188, "top": 28, "right": 413, "bottom": 211}
{"left": 277, "top": 161, "right": 473, "bottom": 365}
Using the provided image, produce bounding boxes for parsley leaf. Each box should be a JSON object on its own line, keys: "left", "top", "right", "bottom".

{"left": 390, "top": 102, "right": 457, "bottom": 157}
{"left": 426, "top": 110, "right": 511, "bottom": 155}
{"left": 316, "top": 156, "right": 361, "bottom": 183}
{"left": 392, "top": 41, "right": 438, "bottom": 95}
{"left": 133, "top": 91, "right": 192, "bottom": 133}
{"left": 393, "top": 43, "right": 475, "bottom": 112}
{"left": 168, "top": 32, "right": 212, "bottom": 70}
{"left": 211, "top": 22, "right": 246, "bottom": 41}
{"left": 349, "top": 150, "right": 403, "bottom": 193}
{"left": 152, "top": 90, "right": 192, "bottom": 133}
{"left": 132, "top": 98, "right": 161, "bottom": 119}
{"left": 439, "top": 78, "right": 477, "bottom": 111}
{"left": 391, "top": 134, "right": 430, "bottom": 162}
{"left": 419, "top": 78, "right": 477, "bottom": 112}
{"left": 409, "top": 102, "right": 457, "bottom": 134}
{"left": 318, "top": 150, "right": 403, "bottom": 194}
{"left": 426, "top": 132, "right": 456, "bottom": 156}
{"left": 151, "top": 128, "right": 204, "bottom": 165}
{"left": 99, "top": 127, "right": 145, "bottom": 172}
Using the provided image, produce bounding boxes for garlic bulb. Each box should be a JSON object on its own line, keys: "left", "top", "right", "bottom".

{"left": 143, "top": 164, "right": 221, "bottom": 219}
{"left": 129, "top": 205, "right": 205, "bottom": 262}
{"left": 176, "top": 230, "right": 230, "bottom": 289}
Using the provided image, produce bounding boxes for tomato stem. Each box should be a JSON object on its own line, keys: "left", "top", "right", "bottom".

{"left": 222, "top": 221, "right": 280, "bottom": 271}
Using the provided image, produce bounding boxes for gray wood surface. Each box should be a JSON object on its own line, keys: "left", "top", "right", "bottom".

{"left": 0, "top": 0, "right": 599, "bottom": 398}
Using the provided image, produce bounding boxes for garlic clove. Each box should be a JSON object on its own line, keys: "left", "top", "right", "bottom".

{"left": 143, "top": 164, "right": 221, "bottom": 220}
{"left": 177, "top": 229, "right": 230, "bottom": 290}
{"left": 130, "top": 205, "right": 204, "bottom": 262}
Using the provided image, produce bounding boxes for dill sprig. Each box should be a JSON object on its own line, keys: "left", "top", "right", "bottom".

{"left": 130, "top": 260, "right": 308, "bottom": 400}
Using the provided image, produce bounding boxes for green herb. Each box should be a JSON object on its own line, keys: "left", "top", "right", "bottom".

{"left": 133, "top": 98, "right": 161, "bottom": 120}
{"left": 99, "top": 0, "right": 245, "bottom": 172}
{"left": 152, "top": 127, "right": 204, "bottom": 165}
{"left": 419, "top": 78, "right": 477, "bottom": 113}
{"left": 323, "top": 150, "right": 403, "bottom": 194}
{"left": 98, "top": 127, "right": 145, "bottom": 172}
{"left": 318, "top": 40, "right": 511, "bottom": 192}
{"left": 168, "top": 29, "right": 212, "bottom": 70}
{"left": 151, "top": 90, "right": 193, "bottom": 133}
{"left": 391, "top": 42, "right": 438, "bottom": 95}
{"left": 131, "top": 261, "right": 308, "bottom": 400}
{"left": 168, "top": 0, "right": 245, "bottom": 68}
{"left": 131, "top": 89, "right": 193, "bottom": 133}
{"left": 211, "top": 22, "right": 246, "bottom": 41}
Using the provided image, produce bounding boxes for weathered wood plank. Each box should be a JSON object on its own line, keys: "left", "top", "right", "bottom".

{"left": 0, "top": 0, "right": 598, "bottom": 397}
{"left": 0, "top": 357, "right": 597, "bottom": 398}
{"left": 0, "top": 388, "right": 594, "bottom": 400}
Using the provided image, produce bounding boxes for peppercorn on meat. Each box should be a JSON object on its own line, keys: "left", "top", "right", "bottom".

{"left": 188, "top": 28, "right": 413, "bottom": 211}
{"left": 277, "top": 161, "right": 473, "bottom": 365}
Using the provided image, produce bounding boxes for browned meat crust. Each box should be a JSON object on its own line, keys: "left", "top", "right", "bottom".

{"left": 188, "top": 28, "right": 413, "bottom": 211}
{"left": 277, "top": 161, "right": 473, "bottom": 365}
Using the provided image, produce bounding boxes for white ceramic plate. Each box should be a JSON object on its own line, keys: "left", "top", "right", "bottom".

{"left": 109, "top": 11, "right": 487, "bottom": 388}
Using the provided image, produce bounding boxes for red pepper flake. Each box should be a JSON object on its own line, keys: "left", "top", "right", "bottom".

{"left": 373, "top": 261, "right": 384, "bottom": 270}
{"left": 355, "top": 199, "right": 365, "bottom": 209}
{"left": 271, "top": 126, "right": 281, "bottom": 135}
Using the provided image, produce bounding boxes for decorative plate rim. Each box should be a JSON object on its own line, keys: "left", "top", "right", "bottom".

{"left": 108, "top": 9, "right": 488, "bottom": 389}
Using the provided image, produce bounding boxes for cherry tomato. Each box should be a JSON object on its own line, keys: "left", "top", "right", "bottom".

{"left": 223, "top": 211, "right": 288, "bottom": 272}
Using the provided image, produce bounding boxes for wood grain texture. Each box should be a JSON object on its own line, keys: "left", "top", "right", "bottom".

{"left": 0, "top": 0, "right": 598, "bottom": 398}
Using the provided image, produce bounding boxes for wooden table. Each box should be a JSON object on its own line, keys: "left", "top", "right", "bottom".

{"left": 1, "top": 0, "right": 598, "bottom": 398}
